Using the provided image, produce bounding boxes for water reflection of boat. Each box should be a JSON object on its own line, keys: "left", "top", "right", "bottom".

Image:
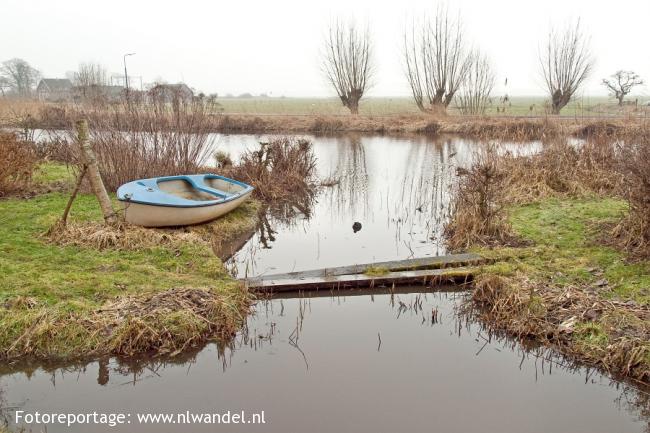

{"left": 117, "top": 174, "right": 254, "bottom": 227}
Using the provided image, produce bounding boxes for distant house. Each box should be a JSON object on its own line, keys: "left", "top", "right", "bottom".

{"left": 36, "top": 79, "right": 73, "bottom": 101}
{"left": 148, "top": 83, "right": 194, "bottom": 103}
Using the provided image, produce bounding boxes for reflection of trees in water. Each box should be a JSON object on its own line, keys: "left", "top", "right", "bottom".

{"left": 321, "top": 134, "right": 370, "bottom": 219}
{"left": 1, "top": 291, "right": 648, "bottom": 428}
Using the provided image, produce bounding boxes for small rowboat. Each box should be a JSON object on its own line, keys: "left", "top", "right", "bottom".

{"left": 117, "top": 174, "right": 254, "bottom": 227}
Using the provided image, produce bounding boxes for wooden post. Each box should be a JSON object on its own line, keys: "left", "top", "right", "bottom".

{"left": 60, "top": 164, "right": 87, "bottom": 226}
{"left": 76, "top": 119, "right": 117, "bottom": 225}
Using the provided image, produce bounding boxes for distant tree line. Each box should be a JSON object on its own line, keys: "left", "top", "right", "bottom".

{"left": 320, "top": 11, "right": 644, "bottom": 115}
{"left": 1, "top": 13, "right": 646, "bottom": 116}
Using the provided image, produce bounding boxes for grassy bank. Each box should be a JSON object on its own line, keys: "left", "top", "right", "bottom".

{"left": 0, "top": 164, "right": 259, "bottom": 362}
{"left": 472, "top": 197, "right": 649, "bottom": 383}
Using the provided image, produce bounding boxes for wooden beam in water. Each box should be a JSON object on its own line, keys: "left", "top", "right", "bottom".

{"left": 242, "top": 253, "right": 483, "bottom": 292}
{"left": 246, "top": 253, "right": 483, "bottom": 284}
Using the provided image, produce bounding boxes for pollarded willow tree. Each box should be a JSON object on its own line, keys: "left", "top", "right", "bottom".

{"left": 322, "top": 21, "right": 373, "bottom": 115}
{"left": 455, "top": 51, "right": 495, "bottom": 115}
{"left": 403, "top": 8, "right": 471, "bottom": 113}
{"left": 539, "top": 20, "right": 594, "bottom": 114}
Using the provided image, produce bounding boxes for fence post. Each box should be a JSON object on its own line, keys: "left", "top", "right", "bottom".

{"left": 77, "top": 119, "right": 117, "bottom": 225}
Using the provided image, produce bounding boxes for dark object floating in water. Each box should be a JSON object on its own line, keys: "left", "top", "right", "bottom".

{"left": 117, "top": 174, "right": 254, "bottom": 227}
{"left": 352, "top": 222, "right": 362, "bottom": 233}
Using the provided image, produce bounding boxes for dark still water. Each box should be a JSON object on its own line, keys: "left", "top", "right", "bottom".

{"left": 1, "top": 289, "right": 647, "bottom": 433}
{"left": 2, "top": 134, "right": 647, "bottom": 432}
{"left": 213, "top": 133, "right": 520, "bottom": 277}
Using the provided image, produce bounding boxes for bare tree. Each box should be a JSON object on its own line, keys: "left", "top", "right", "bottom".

{"left": 602, "top": 70, "right": 643, "bottom": 106}
{"left": 0, "top": 58, "right": 40, "bottom": 97}
{"left": 539, "top": 20, "right": 594, "bottom": 114}
{"left": 403, "top": 8, "right": 471, "bottom": 113}
{"left": 322, "top": 20, "right": 373, "bottom": 115}
{"left": 74, "top": 62, "right": 109, "bottom": 98}
{"left": 456, "top": 51, "right": 495, "bottom": 115}
{"left": 0, "top": 77, "right": 9, "bottom": 97}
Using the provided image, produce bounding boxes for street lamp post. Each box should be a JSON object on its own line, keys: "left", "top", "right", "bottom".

{"left": 123, "top": 52, "right": 136, "bottom": 95}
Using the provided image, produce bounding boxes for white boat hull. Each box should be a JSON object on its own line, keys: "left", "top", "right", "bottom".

{"left": 121, "top": 190, "right": 253, "bottom": 227}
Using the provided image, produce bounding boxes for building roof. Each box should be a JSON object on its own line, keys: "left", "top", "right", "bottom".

{"left": 38, "top": 78, "right": 73, "bottom": 92}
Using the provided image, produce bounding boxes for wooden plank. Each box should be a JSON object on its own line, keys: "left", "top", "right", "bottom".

{"left": 245, "top": 253, "right": 483, "bottom": 284}
{"left": 246, "top": 267, "right": 476, "bottom": 292}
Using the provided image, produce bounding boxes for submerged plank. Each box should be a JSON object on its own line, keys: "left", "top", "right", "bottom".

{"left": 245, "top": 267, "right": 476, "bottom": 292}
{"left": 245, "top": 253, "right": 483, "bottom": 284}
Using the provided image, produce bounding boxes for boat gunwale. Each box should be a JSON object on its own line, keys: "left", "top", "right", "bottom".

{"left": 118, "top": 174, "right": 254, "bottom": 208}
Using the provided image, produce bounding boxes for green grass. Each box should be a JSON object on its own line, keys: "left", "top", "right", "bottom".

{"left": 480, "top": 197, "right": 650, "bottom": 304}
{"left": 32, "top": 162, "right": 76, "bottom": 186}
{"left": 0, "top": 193, "right": 250, "bottom": 306}
{"left": 0, "top": 166, "right": 259, "bottom": 360}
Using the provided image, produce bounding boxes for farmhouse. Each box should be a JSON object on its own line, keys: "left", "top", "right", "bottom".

{"left": 148, "top": 83, "right": 194, "bottom": 103}
{"left": 36, "top": 78, "right": 73, "bottom": 101}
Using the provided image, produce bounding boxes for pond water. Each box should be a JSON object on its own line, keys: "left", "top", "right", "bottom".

{"left": 213, "top": 133, "right": 542, "bottom": 277}
{"left": 1, "top": 133, "right": 648, "bottom": 432}
{"left": 1, "top": 289, "right": 647, "bottom": 432}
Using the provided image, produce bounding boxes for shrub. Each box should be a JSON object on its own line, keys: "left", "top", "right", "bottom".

{"left": 0, "top": 132, "right": 37, "bottom": 196}
{"left": 613, "top": 137, "right": 650, "bottom": 257}
{"left": 444, "top": 144, "right": 515, "bottom": 250}
{"left": 223, "top": 138, "right": 317, "bottom": 217}
{"left": 66, "top": 97, "right": 216, "bottom": 191}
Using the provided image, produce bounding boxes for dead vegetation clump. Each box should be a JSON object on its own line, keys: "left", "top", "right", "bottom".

{"left": 499, "top": 138, "right": 620, "bottom": 203}
{"left": 577, "top": 120, "right": 650, "bottom": 141}
{"left": 47, "top": 221, "right": 207, "bottom": 251}
{"left": 214, "top": 114, "right": 269, "bottom": 132}
{"left": 446, "top": 118, "right": 562, "bottom": 141}
{"left": 309, "top": 117, "right": 345, "bottom": 133}
{"left": 444, "top": 145, "right": 519, "bottom": 251}
{"left": 61, "top": 96, "right": 216, "bottom": 191}
{"left": 223, "top": 137, "right": 318, "bottom": 207}
{"left": 1, "top": 287, "right": 251, "bottom": 361}
{"left": 468, "top": 275, "right": 650, "bottom": 383}
{"left": 0, "top": 132, "right": 37, "bottom": 196}
{"left": 612, "top": 137, "right": 650, "bottom": 257}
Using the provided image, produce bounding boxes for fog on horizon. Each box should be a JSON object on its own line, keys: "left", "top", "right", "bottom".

{"left": 1, "top": 0, "right": 649, "bottom": 98}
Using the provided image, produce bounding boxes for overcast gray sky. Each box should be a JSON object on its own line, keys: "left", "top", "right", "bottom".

{"left": 2, "top": 0, "right": 649, "bottom": 97}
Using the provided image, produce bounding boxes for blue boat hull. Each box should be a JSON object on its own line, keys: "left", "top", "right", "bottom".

{"left": 117, "top": 174, "right": 254, "bottom": 227}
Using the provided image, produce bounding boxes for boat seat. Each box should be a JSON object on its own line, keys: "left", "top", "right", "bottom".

{"left": 192, "top": 183, "right": 231, "bottom": 199}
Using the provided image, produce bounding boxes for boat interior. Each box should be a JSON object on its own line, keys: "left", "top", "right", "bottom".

{"left": 204, "top": 177, "right": 248, "bottom": 194}
{"left": 157, "top": 179, "right": 220, "bottom": 201}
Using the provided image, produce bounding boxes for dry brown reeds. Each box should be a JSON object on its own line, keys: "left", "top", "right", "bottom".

{"left": 468, "top": 274, "right": 650, "bottom": 383}
{"left": 444, "top": 144, "right": 518, "bottom": 251}
{"left": 0, "top": 131, "right": 37, "bottom": 196}
{"left": 223, "top": 137, "right": 318, "bottom": 214}
{"left": 498, "top": 138, "right": 620, "bottom": 204}
{"left": 60, "top": 96, "right": 216, "bottom": 191}
{"left": 47, "top": 221, "right": 206, "bottom": 251}
{"left": 612, "top": 137, "right": 650, "bottom": 257}
{"left": 1, "top": 287, "right": 252, "bottom": 361}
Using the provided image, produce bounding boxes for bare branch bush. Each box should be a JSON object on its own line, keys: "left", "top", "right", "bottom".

{"left": 74, "top": 62, "right": 109, "bottom": 100}
{"left": 456, "top": 51, "right": 495, "bottom": 115}
{"left": 539, "top": 20, "right": 594, "bottom": 114}
{"left": 601, "top": 71, "right": 643, "bottom": 106}
{"left": 322, "top": 20, "right": 373, "bottom": 115}
{"left": 403, "top": 8, "right": 471, "bottom": 113}
{"left": 0, "top": 131, "right": 37, "bottom": 196}
{"left": 66, "top": 91, "right": 216, "bottom": 191}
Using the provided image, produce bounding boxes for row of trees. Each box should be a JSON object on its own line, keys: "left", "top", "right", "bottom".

{"left": 322, "top": 11, "right": 645, "bottom": 115}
